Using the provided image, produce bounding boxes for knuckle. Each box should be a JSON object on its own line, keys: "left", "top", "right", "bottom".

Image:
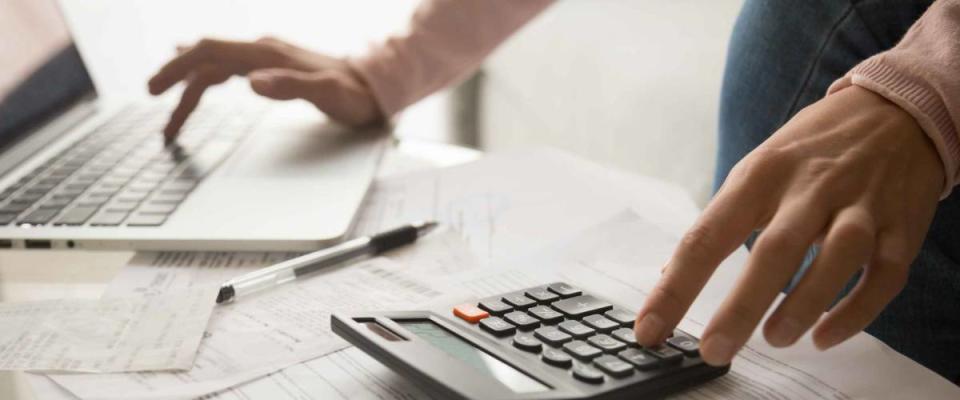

{"left": 679, "top": 224, "right": 717, "bottom": 261}
{"left": 831, "top": 219, "right": 875, "bottom": 245}
{"left": 755, "top": 228, "right": 801, "bottom": 254}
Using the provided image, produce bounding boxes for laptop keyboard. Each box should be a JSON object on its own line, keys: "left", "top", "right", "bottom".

{"left": 0, "top": 103, "right": 261, "bottom": 228}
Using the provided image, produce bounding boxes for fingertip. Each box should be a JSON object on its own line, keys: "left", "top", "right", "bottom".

{"left": 700, "top": 333, "right": 737, "bottom": 366}
{"left": 812, "top": 326, "right": 846, "bottom": 351}
{"left": 633, "top": 312, "right": 667, "bottom": 346}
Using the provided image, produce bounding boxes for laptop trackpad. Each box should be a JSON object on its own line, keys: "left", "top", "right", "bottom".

{"left": 222, "top": 114, "right": 385, "bottom": 179}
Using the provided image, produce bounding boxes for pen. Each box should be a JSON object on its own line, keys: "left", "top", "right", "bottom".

{"left": 216, "top": 221, "right": 438, "bottom": 304}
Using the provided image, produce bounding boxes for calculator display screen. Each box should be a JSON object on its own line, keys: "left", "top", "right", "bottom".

{"left": 399, "top": 321, "right": 550, "bottom": 393}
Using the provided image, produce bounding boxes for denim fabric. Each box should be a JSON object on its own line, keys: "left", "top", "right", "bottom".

{"left": 715, "top": 0, "right": 959, "bottom": 382}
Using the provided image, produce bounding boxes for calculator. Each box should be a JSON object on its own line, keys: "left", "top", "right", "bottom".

{"left": 331, "top": 282, "right": 728, "bottom": 399}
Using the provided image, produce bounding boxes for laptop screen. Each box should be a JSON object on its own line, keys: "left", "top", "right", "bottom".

{"left": 0, "top": 0, "right": 95, "bottom": 152}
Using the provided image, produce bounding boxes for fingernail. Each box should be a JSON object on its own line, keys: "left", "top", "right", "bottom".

{"left": 702, "top": 334, "right": 737, "bottom": 366}
{"left": 815, "top": 328, "right": 846, "bottom": 350}
{"left": 635, "top": 313, "right": 666, "bottom": 344}
{"left": 768, "top": 317, "right": 801, "bottom": 347}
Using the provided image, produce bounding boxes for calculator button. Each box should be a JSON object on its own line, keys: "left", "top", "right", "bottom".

{"left": 587, "top": 334, "right": 627, "bottom": 354}
{"left": 582, "top": 315, "right": 619, "bottom": 332}
{"left": 563, "top": 340, "right": 603, "bottom": 360}
{"left": 611, "top": 328, "right": 638, "bottom": 346}
{"left": 666, "top": 334, "right": 700, "bottom": 357}
{"left": 594, "top": 355, "right": 635, "bottom": 378}
{"left": 504, "top": 311, "right": 540, "bottom": 330}
{"left": 618, "top": 348, "right": 660, "bottom": 371}
{"left": 478, "top": 299, "right": 513, "bottom": 316}
{"left": 541, "top": 348, "right": 573, "bottom": 368}
{"left": 551, "top": 295, "right": 612, "bottom": 319}
{"left": 513, "top": 333, "right": 543, "bottom": 353}
{"left": 604, "top": 308, "right": 636, "bottom": 327}
{"left": 647, "top": 345, "right": 684, "bottom": 365}
{"left": 558, "top": 320, "right": 595, "bottom": 339}
{"left": 571, "top": 363, "right": 605, "bottom": 384}
{"left": 527, "top": 306, "right": 563, "bottom": 324}
{"left": 453, "top": 304, "right": 489, "bottom": 323}
{"left": 534, "top": 326, "right": 573, "bottom": 346}
{"left": 502, "top": 293, "right": 536, "bottom": 309}
{"left": 479, "top": 317, "right": 516, "bottom": 337}
{"left": 547, "top": 282, "right": 582, "bottom": 298}
{"left": 524, "top": 287, "right": 559, "bottom": 303}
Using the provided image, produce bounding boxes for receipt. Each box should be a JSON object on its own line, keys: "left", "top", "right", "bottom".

{"left": 0, "top": 286, "right": 217, "bottom": 373}
{"left": 48, "top": 257, "right": 450, "bottom": 400}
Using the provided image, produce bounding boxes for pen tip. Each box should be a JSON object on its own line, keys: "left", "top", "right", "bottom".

{"left": 216, "top": 285, "right": 235, "bottom": 304}
{"left": 417, "top": 221, "right": 439, "bottom": 237}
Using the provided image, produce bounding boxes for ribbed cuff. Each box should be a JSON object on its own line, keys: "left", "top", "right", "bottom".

{"left": 828, "top": 57, "right": 959, "bottom": 198}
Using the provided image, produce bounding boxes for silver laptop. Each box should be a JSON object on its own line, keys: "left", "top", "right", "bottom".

{"left": 0, "top": 1, "right": 386, "bottom": 251}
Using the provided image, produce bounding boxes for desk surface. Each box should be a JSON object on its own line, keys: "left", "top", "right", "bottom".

{"left": 0, "top": 139, "right": 480, "bottom": 400}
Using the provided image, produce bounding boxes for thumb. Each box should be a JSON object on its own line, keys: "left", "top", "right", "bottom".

{"left": 248, "top": 68, "right": 333, "bottom": 101}
{"left": 249, "top": 68, "right": 381, "bottom": 126}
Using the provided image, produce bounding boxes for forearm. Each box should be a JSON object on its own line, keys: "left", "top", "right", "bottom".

{"left": 828, "top": 0, "right": 960, "bottom": 197}
{"left": 349, "top": 0, "right": 553, "bottom": 117}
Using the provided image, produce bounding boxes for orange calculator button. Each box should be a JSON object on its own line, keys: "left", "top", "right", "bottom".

{"left": 453, "top": 304, "right": 489, "bottom": 323}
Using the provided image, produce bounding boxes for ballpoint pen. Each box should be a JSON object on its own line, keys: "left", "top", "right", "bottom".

{"left": 216, "top": 221, "right": 438, "bottom": 304}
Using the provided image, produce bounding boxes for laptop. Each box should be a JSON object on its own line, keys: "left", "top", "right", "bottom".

{"left": 0, "top": 0, "right": 387, "bottom": 251}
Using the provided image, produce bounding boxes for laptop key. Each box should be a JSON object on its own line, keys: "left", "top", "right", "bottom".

{"left": 54, "top": 206, "right": 99, "bottom": 226}
{"left": 149, "top": 192, "right": 187, "bottom": 204}
{"left": 0, "top": 213, "right": 16, "bottom": 225}
{"left": 18, "top": 208, "right": 60, "bottom": 225}
{"left": 137, "top": 202, "right": 178, "bottom": 215}
{"left": 0, "top": 203, "right": 30, "bottom": 213}
{"left": 105, "top": 202, "right": 138, "bottom": 212}
{"left": 11, "top": 191, "right": 43, "bottom": 204}
{"left": 89, "top": 211, "right": 129, "bottom": 226}
{"left": 126, "top": 213, "right": 167, "bottom": 227}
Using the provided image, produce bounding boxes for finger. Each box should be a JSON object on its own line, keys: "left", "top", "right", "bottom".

{"left": 812, "top": 231, "right": 911, "bottom": 350}
{"left": 699, "top": 200, "right": 829, "bottom": 366}
{"left": 634, "top": 182, "right": 766, "bottom": 347}
{"left": 149, "top": 38, "right": 283, "bottom": 95}
{"left": 763, "top": 207, "right": 874, "bottom": 347}
{"left": 163, "top": 65, "right": 230, "bottom": 139}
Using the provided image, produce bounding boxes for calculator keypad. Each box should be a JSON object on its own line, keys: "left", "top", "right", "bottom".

{"left": 458, "top": 282, "right": 706, "bottom": 387}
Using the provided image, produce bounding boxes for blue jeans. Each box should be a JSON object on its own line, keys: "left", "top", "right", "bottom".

{"left": 717, "top": 0, "right": 960, "bottom": 382}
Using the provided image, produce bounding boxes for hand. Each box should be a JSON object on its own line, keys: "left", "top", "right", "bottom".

{"left": 634, "top": 86, "right": 944, "bottom": 365}
{"left": 148, "top": 37, "right": 383, "bottom": 140}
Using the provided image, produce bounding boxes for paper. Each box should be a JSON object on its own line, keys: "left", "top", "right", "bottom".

{"left": 47, "top": 256, "right": 451, "bottom": 400}
{"left": 0, "top": 286, "right": 216, "bottom": 373}
{"left": 352, "top": 148, "right": 701, "bottom": 264}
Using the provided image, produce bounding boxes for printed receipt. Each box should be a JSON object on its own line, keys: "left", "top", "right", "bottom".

{"left": 0, "top": 286, "right": 218, "bottom": 373}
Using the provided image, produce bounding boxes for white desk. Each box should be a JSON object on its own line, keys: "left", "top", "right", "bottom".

{"left": 0, "top": 139, "right": 480, "bottom": 400}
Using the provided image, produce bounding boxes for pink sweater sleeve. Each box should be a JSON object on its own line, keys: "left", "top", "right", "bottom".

{"left": 828, "top": 0, "right": 960, "bottom": 197}
{"left": 348, "top": 0, "right": 553, "bottom": 118}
